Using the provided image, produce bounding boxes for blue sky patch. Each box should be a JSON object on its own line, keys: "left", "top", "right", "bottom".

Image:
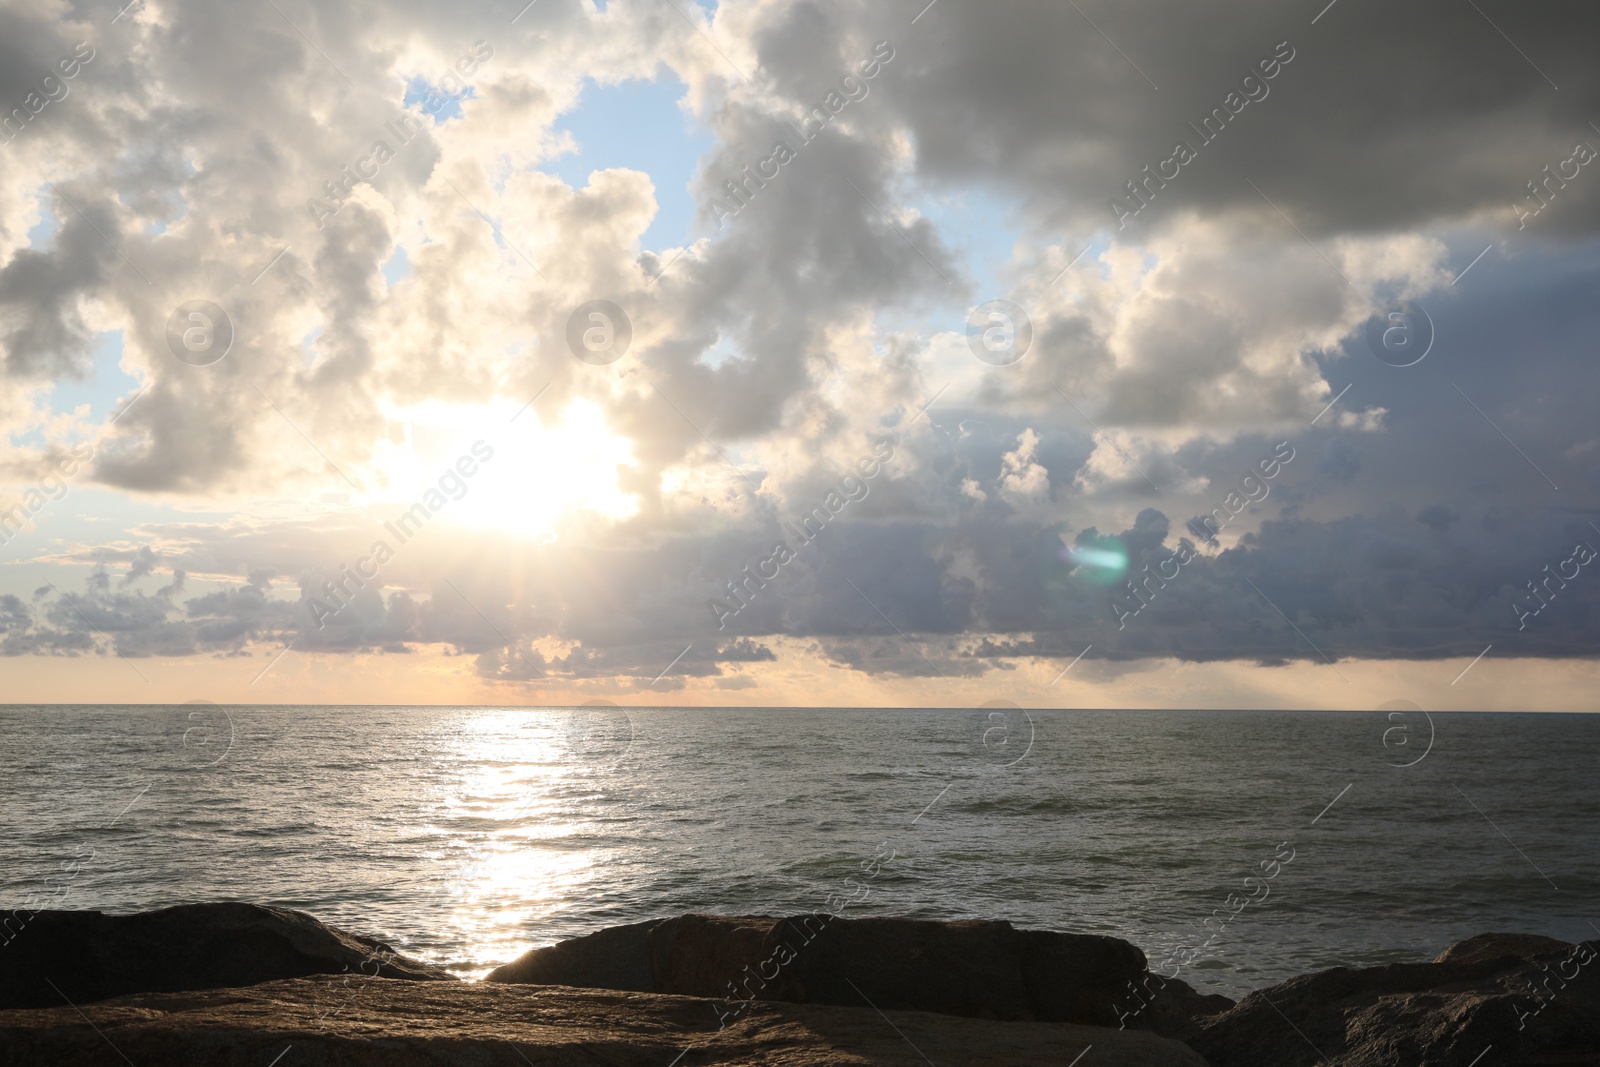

{"left": 404, "top": 75, "right": 476, "bottom": 123}
{"left": 543, "top": 74, "right": 714, "bottom": 250}
{"left": 381, "top": 246, "right": 412, "bottom": 287}
{"left": 47, "top": 331, "right": 138, "bottom": 427}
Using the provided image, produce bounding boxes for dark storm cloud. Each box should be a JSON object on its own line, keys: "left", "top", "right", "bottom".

{"left": 867, "top": 0, "right": 1600, "bottom": 238}
{"left": 777, "top": 498, "right": 1600, "bottom": 672}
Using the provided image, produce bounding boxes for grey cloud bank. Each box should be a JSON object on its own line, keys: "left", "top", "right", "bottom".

{"left": 709, "top": 40, "right": 895, "bottom": 227}
{"left": 708, "top": 438, "right": 895, "bottom": 630}
{"left": 1111, "top": 40, "right": 1297, "bottom": 229}
{"left": 1, "top": 41, "right": 95, "bottom": 148}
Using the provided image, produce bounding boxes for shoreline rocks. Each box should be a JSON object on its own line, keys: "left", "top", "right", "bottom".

{"left": 0, "top": 902, "right": 449, "bottom": 1011}
{"left": 1431, "top": 931, "right": 1573, "bottom": 965}
{"left": 1190, "top": 935, "right": 1600, "bottom": 1066}
{"left": 487, "top": 912, "right": 1161, "bottom": 1029}
{"left": 0, "top": 976, "right": 1210, "bottom": 1066}
{"left": 3, "top": 904, "right": 1598, "bottom": 1065}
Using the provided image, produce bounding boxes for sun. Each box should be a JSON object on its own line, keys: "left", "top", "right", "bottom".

{"left": 372, "top": 398, "right": 639, "bottom": 539}
{"left": 460, "top": 399, "right": 639, "bottom": 537}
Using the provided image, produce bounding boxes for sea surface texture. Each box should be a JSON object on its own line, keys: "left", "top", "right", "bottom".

{"left": 3, "top": 705, "right": 1595, "bottom": 997}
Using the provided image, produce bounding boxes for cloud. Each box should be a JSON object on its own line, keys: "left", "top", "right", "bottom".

{"left": 845, "top": 0, "right": 1600, "bottom": 238}
{"left": 2, "top": 0, "right": 1599, "bottom": 699}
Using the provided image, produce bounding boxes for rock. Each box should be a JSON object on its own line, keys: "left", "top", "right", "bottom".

{"left": 486, "top": 916, "right": 659, "bottom": 992}
{"left": 487, "top": 912, "right": 1149, "bottom": 1027}
{"left": 0, "top": 903, "right": 451, "bottom": 1010}
{"left": 1189, "top": 937, "right": 1600, "bottom": 1066}
{"left": 0, "top": 974, "right": 1212, "bottom": 1066}
{"left": 1139, "top": 973, "right": 1236, "bottom": 1043}
{"left": 1432, "top": 932, "right": 1572, "bottom": 966}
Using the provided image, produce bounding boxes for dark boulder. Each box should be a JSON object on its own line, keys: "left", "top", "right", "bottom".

{"left": 486, "top": 916, "right": 659, "bottom": 992}
{"left": 0, "top": 902, "right": 450, "bottom": 1009}
{"left": 487, "top": 912, "right": 1150, "bottom": 1027}
{"left": 1190, "top": 935, "right": 1600, "bottom": 1066}
{"left": 1137, "top": 972, "right": 1237, "bottom": 1042}
{"left": 1432, "top": 932, "right": 1572, "bottom": 966}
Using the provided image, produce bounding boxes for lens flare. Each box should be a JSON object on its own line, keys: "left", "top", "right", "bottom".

{"left": 1069, "top": 547, "right": 1127, "bottom": 570}
{"left": 1059, "top": 540, "right": 1129, "bottom": 587}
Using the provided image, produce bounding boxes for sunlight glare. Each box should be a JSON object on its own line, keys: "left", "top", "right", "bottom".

{"left": 374, "top": 398, "right": 639, "bottom": 539}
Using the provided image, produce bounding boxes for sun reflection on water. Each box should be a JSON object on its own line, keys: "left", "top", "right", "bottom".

{"left": 416, "top": 709, "right": 624, "bottom": 979}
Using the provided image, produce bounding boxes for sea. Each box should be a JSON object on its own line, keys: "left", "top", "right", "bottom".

{"left": 2, "top": 705, "right": 1596, "bottom": 999}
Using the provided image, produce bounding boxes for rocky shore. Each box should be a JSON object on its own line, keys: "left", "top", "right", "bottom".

{"left": 1, "top": 904, "right": 1595, "bottom": 1065}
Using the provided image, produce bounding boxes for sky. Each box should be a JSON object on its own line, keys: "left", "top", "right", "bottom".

{"left": 1, "top": 0, "right": 1598, "bottom": 709}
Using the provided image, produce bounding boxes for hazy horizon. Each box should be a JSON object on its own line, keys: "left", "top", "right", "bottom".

{"left": 4, "top": 702, "right": 1598, "bottom": 713}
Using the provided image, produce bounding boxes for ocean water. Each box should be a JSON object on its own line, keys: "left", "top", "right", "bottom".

{"left": 2, "top": 705, "right": 1596, "bottom": 999}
